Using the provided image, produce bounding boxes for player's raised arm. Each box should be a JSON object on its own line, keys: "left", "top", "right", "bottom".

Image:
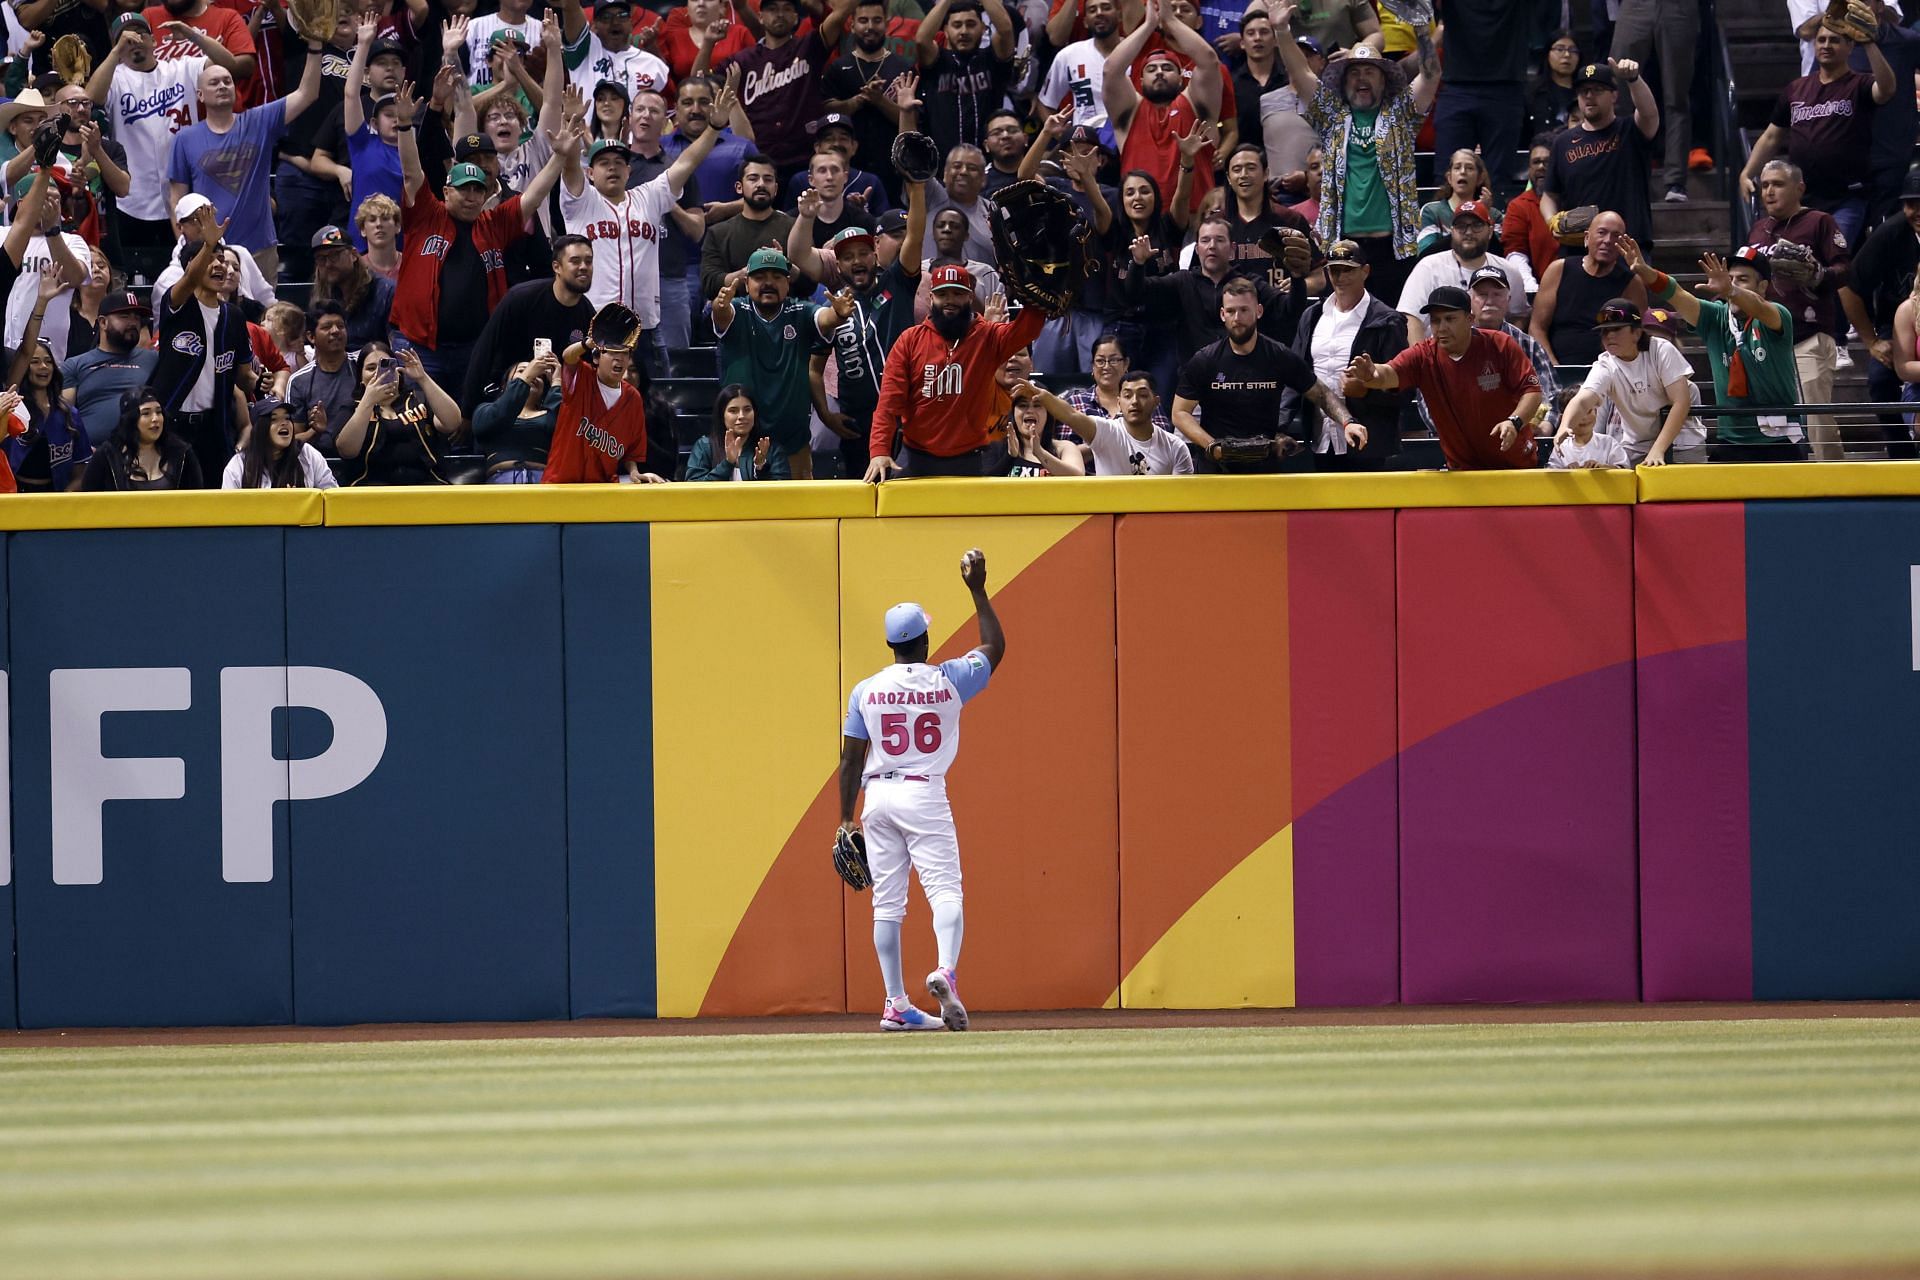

{"left": 961, "top": 548, "right": 1005, "bottom": 669}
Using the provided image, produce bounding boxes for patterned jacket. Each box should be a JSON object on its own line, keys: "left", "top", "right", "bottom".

{"left": 1305, "top": 79, "right": 1423, "bottom": 261}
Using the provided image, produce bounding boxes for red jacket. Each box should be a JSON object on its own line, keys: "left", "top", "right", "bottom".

{"left": 872, "top": 307, "right": 1047, "bottom": 459}
{"left": 392, "top": 189, "right": 529, "bottom": 349}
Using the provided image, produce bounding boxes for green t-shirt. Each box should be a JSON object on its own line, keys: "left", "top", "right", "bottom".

{"left": 718, "top": 297, "right": 824, "bottom": 453}
{"left": 1690, "top": 295, "right": 1801, "bottom": 447}
{"left": 1342, "top": 108, "right": 1391, "bottom": 238}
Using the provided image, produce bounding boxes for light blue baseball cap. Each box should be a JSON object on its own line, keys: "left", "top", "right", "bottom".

{"left": 885, "top": 603, "right": 930, "bottom": 645}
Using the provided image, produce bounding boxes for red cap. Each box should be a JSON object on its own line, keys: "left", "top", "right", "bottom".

{"left": 1453, "top": 200, "right": 1492, "bottom": 225}
{"left": 929, "top": 264, "right": 975, "bottom": 294}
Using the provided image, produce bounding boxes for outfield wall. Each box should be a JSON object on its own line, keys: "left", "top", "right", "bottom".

{"left": 3, "top": 469, "right": 1920, "bottom": 1029}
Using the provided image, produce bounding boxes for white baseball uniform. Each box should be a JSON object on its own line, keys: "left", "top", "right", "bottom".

{"left": 108, "top": 56, "right": 208, "bottom": 222}
{"left": 565, "top": 29, "right": 671, "bottom": 100}
{"left": 558, "top": 172, "right": 677, "bottom": 326}
{"left": 844, "top": 650, "right": 993, "bottom": 922}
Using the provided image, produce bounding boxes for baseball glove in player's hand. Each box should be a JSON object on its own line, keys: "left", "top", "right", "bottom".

{"left": 288, "top": 0, "right": 339, "bottom": 44}
{"left": 1767, "top": 240, "right": 1822, "bottom": 289}
{"left": 988, "top": 179, "right": 1090, "bottom": 316}
{"left": 1547, "top": 204, "right": 1599, "bottom": 247}
{"left": 1210, "top": 436, "right": 1278, "bottom": 468}
{"left": 1256, "top": 225, "right": 1316, "bottom": 278}
{"left": 891, "top": 131, "right": 941, "bottom": 184}
{"left": 51, "top": 34, "right": 91, "bottom": 86}
{"left": 1823, "top": 0, "right": 1878, "bottom": 41}
{"left": 833, "top": 825, "right": 872, "bottom": 892}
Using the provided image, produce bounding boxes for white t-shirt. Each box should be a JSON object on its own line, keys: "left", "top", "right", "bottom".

{"left": 1789, "top": 0, "right": 1822, "bottom": 73}
{"left": 559, "top": 172, "right": 677, "bottom": 325}
{"left": 1397, "top": 252, "right": 1527, "bottom": 319}
{"left": 844, "top": 653, "right": 994, "bottom": 780}
{"left": 3, "top": 232, "right": 90, "bottom": 354}
{"left": 567, "top": 30, "right": 671, "bottom": 100}
{"left": 1579, "top": 336, "right": 1704, "bottom": 457}
{"left": 466, "top": 13, "right": 541, "bottom": 86}
{"left": 109, "top": 57, "right": 208, "bottom": 222}
{"left": 1309, "top": 293, "right": 1366, "bottom": 388}
{"left": 221, "top": 443, "right": 339, "bottom": 488}
{"left": 1549, "top": 430, "right": 1631, "bottom": 469}
{"left": 1085, "top": 413, "right": 1194, "bottom": 475}
{"left": 184, "top": 300, "right": 222, "bottom": 411}
{"left": 1038, "top": 36, "right": 1111, "bottom": 126}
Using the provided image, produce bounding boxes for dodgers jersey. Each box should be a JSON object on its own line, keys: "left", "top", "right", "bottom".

{"left": 844, "top": 652, "right": 993, "bottom": 780}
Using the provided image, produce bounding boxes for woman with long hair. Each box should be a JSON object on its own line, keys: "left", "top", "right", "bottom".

{"left": 472, "top": 353, "right": 564, "bottom": 482}
{"left": 685, "top": 384, "right": 790, "bottom": 480}
{"left": 590, "top": 80, "right": 630, "bottom": 141}
{"left": 335, "top": 342, "right": 464, "bottom": 486}
{"left": 221, "top": 397, "right": 338, "bottom": 489}
{"left": 65, "top": 246, "right": 114, "bottom": 358}
{"left": 3, "top": 339, "right": 92, "bottom": 491}
{"left": 1417, "top": 149, "right": 1499, "bottom": 255}
{"left": 1105, "top": 169, "right": 1186, "bottom": 400}
{"left": 81, "top": 387, "right": 205, "bottom": 490}
{"left": 1530, "top": 30, "right": 1582, "bottom": 140}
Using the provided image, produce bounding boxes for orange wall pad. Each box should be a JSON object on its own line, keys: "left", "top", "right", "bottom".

{"left": 836, "top": 515, "right": 1121, "bottom": 1013}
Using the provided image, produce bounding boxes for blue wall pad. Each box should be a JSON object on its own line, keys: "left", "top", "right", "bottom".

{"left": 1748, "top": 499, "right": 1920, "bottom": 999}
{"left": 9, "top": 528, "right": 293, "bottom": 1028}
{"left": 561, "top": 523, "right": 656, "bottom": 1018}
{"left": 284, "top": 524, "right": 570, "bottom": 1024}
{"left": 1, "top": 541, "right": 13, "bottom": 1030}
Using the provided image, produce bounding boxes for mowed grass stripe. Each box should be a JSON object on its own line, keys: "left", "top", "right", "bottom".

{"left": 2, "top": 1018, "right": 1917, "bottom": 1278}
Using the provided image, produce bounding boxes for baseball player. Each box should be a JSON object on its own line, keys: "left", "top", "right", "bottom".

{"left": 837, "top": 548, "right": 1007, "bottom": 1032}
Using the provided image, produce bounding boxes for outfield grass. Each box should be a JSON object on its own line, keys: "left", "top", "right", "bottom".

{"left": 3, "top": 1017, "right": 1918, "bottom": 1278}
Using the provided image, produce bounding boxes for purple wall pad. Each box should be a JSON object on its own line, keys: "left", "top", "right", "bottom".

{"left": 1400, "top": 663, "right": 1641, "bottom": 1003}
{"left": 1294, "top": 756, "right": 1400, "bottom": 1006}
{"left": 1637, "top": 641, "right": 1754, "bottom": 1001}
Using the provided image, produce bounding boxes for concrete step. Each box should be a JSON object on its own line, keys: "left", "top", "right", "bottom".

{"left": 1650, "top": 198, "right": 1732, "bottom": 241}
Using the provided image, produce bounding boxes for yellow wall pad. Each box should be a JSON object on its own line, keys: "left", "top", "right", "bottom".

{"left": 651, "top": 520, "right": 845, "bottom": 1018}
{"left": 1117, "top": 825, "right": 1296, "bottom": 1009}
{"left": 1638, "top": 460, "right": 1920, "bottom": 502}
{"left": 874, "top": 469, "right": 1635, "bottom": 516}
{"left": 322, "top": 481, "right": 875, "bottom": 526}
{"left": 0, "top": 490, "right": 323, "bottom": 530}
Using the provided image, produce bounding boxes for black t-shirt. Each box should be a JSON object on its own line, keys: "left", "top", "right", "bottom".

{"left": 437, "top": 225, "right": 488, "bottom": 345}
{"left": 820, "top": 51, "right": 914, "bottom": 187}
{"left": 1434, "top": 0, "right": 1531, "bottom": 82}
{"left": 1233, "top": 64, "right": 1286, "bottom": 160}
{"left": 1850, "top": 214, "right": 1920, "bottom": 331}
{"left": 924, "top": 47, "right": 1014, "bottom": 160}
{"left": 808, "top": 202, "right": 880, "bottom": 248}
{"left": 1772, "top": 70, "right": 1878, "bottom": 200}
{"left": 1176, "top": 335, "right": 1316, "bottom": 439}
{"left": 1225, "top": 204, "right": 1316, "bottom": 294}
{"left": 1544, "top": 117, "right": 1655, "bottom": 246}
{"left": 279, "top": 44, "right": 354, "bottom": 162}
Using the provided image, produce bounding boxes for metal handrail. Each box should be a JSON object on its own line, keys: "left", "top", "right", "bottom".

{"left": 1704, "top": 0, "right": 1753, "bottom": 242}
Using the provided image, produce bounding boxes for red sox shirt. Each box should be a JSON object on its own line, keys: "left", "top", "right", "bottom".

{"left": 391, "top": 188, "right": 528, "bottom": 349}
{"left": 541, "top": 362, "right": 650, "bottom": 483}
{"left": 559, "top": 174, "right": 676, "bottom": 328}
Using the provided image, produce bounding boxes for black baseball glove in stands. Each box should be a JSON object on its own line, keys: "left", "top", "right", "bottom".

{"left": 988, "top": 180, "right": 1091, "bottom": 316}
{"left": 1213, "top": 437, "right": 1282, "bottom": 469}
{"left": 1766, "top": 241, "right": 1821, "bottom": 290}
{"left": 589, "top": 302, "right": 641, "bottom": 353}
{"left": 833, "top": 826, "right": 871, "bottom": 892}
{"left": 1257, "top": 226, "right": 1316, "bottom": 278}
{"left": 892, "top": 131, "right": 941, "bottom": 184}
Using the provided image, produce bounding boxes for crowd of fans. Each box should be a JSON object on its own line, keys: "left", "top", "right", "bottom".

{"left": 0, "top": 0, "right": 1913, "bottom": 489}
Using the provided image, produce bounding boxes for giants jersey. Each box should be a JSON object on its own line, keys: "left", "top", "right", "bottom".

{"left": 844, "top": 652, "right": 993, "bottom": 781}
{"left": 558, "top": 174, "right": 675, "bottom": 327}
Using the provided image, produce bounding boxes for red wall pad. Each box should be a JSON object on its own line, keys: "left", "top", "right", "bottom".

{"left": 1396, "top": 506, "right": 1639, "bottom": 1003}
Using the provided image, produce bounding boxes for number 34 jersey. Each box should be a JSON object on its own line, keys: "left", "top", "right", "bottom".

{"left": 844, "top": 652, "right": 994, "bottom": 781}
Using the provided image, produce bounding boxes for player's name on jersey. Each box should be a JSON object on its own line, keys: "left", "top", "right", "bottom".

{"left": 864, "top": 688, "right": 956, "bottom": 705}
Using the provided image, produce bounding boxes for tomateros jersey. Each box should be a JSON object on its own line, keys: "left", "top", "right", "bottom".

{"left": 541, "top": 363, "right": 649, "bottom": 482}
{"left": 559, "top": 173, "right": 676, "bottom": 326}
{"left": 392, "top": 189, "right": 527, "bottom": 348}
{"left": 844, "top": 652, "right": 993, "bottom": 780}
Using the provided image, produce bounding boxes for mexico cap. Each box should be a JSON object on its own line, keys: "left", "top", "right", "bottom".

{"left": 930, "top": 264, "right": 974, "bottom": 293}
{"left": 447, "top": 162, "right": 490, "bottom": 189}
{"left": 745, "top": 247, "right": 790, "bottom": 275}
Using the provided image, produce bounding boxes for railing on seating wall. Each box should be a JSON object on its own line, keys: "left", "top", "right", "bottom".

{"left": 1703, "top": 0, "right": 1753, "bottom": 242}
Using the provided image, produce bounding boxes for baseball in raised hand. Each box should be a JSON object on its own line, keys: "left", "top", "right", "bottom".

{"left": 960, "top": 548, "right": 988, "bottom": 591}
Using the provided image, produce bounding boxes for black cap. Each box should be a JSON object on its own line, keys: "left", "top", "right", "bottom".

{"left": 249, "top": 396, "right": 290, "bottom": 427}
{"left": 1730, "top": 243, "right": 1771, "bottom": 279}
{"left": 455, "top": 132, "right": 497, "bottom": 158}
{"left": 595, "top": 0, "right": 633, "bottom": 11}
{"left": 368, "top": 36, "right": 406, "bottom": 62}
{"left": 1065, "top": 124, "right": 1108, "bottom": 151}
{"left": 593, "top": 77, "right": 630, "bottom": 101}
{"left": 1468, "top": 264, "right": 1509, "bottom": 290}
{"left": 877, "top": 209, "right": 908, "bottom": 235}
{"left": 808, "top": 111, "right": 854, "bottom": 136}
{"left": 1901, "top": 165, "right": 1920, "bottom": 200}
{"left": 101, "top": 289, "right": 152, "bottom": 317}
{"left": 1593, "top": 297, "right": 1643, "bottom": 329}
{"left": 1420, "top": 285, "right": 1473, "bottom": 315}
{"left": 1574, "top": 62, "right": 1616, "bottom": 90}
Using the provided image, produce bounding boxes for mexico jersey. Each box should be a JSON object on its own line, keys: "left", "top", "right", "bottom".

{"left": 559, "top": 173, "right": 675, "bottom": 327}
{"left": 108, "top": 58, "right": 207, "bottom": 221}
{"left": 541, "top": 363, "right": 649, "bottom": 483}
{"left": 844, "top": 652, "right": 993, "bottom": 781}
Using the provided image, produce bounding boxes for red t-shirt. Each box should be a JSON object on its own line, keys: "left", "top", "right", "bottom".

{"left": 1129, "top": 36, "right": 1236, "bottom": 122}
{"left": 146, "top": 5, "right": 259, "bottom": 97}
{"left": 212, "top": 0, "right": 280, "bottom": 106}
{"left": 1387, "top": 328, "right": 1540, "bottom": 471}
{"left": 658, "top": 6, "right": 761, "bottom": 80}
{"left": 391, "top": 189, "right": 528, "bottom": 348}
{"left": 871, "top": 306, "right": 1047, "bottom": 458}
{"left": 1119, "top": 92, "right": 1214, "bottom": 215}
{"left": 543, "top": 363, "right": 650, "bottom": 482}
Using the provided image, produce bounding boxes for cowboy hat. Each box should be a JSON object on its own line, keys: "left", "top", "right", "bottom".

{"left": 1324, "top": 44, "right": 1408, "bottom": 100}
{"left": 0, "top": 88, "right": 51, "bottom": 133}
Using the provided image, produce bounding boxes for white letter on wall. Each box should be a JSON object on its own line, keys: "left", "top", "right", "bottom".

{"left": 220, "top": 666, "right": 387, "bottom": 883}
{"left": 50, "top": 668, "right": 191, "bottom": 885}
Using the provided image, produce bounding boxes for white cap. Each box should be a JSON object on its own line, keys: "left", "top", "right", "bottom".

{"left": 884, "top": 603, "right": 930, "bottom": 645}
{"left": 174, "top": 192, "right": 213, "bottom": 222}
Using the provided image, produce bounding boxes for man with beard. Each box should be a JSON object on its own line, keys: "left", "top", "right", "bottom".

{"left": 308, "top": 225, "right": 396, "bottom": 351}
{"left": 713, "top": 248, "right": 827, "bottom": 477}
{"left": 812, "top": 179, "right": 927, "bottom": 478}
{"left": 920, "top": 206, "right": 1000, "bottom": 312}
{"left": 1347, "top": 286, "right": 1542, "bottom": 472}
{"left": 1396, "top": 201, "right": 1527, "bottom": 344}
{"left": 1540, "top": 60, "right": 1662, "bottom": 250}
{"left": 916, "top": 0, "right": 1017, "bottom": 160}
{"left": 1121, "top": 212, "right": 1306, "bottom": 367}
{"left": 1273, "top": 0, "right": 1438, "bottom": 305}
{"left": 1040, "top": 0, "right": 1123, "bottom": 132}
{"left": 462, "top": 234, "right": 598, "bottom": 415}
{"left": 1840, "top": 166, "right": 1920, "bottom": 457}
{"left": 282, "top": 300, "right": 355, "bottom": 452}
{"left": 703, "top": 0, "right": 849, "bottom": 184}
{"left": 62, "top": 290, "right": 159, "bottom": 439}
{"left": 1105, "top": 0, "right": 1220, "bottom": 218}
{"left": 701, "top": 155, "right": 795, "bottom": 298}
{"left": 88, "top": 13, "right": 235, "bottom": 279}
{"left": 1173, "top": 276, "right": 1352, "bottom": 473}
{"left": 867, "top": 265, "right": 1047, "bottom": 479}
{"left": 821, "top": 0, "right": 914, "bottom": 199}
{"left": 1747, "top": 161, "right": 1852, "bottom": 461}
{"left": 1532, "top": 209, "right": 1647, "bottom": 365}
